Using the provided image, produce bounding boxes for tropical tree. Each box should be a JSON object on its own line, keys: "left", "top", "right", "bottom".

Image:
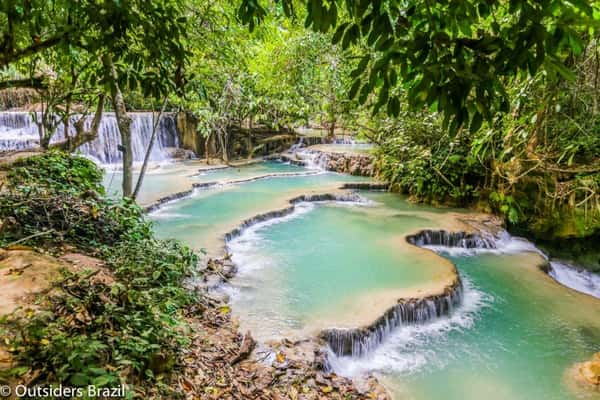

{"left": 1, "top": 0, "right": 189, "bottom": 198}
{"left": 238, "top": 0, "right": 596, "bottom": 133}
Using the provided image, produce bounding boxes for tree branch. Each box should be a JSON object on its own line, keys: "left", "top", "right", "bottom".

{"left": 50, "top": 94, "right": 105, "bottom": 151}
{"left": 0, "top": 33, "right": 69, "bottom": 67}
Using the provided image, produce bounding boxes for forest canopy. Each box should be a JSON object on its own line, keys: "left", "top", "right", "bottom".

{"left": 1, "top": 0, "right": 600, "bottom": 264}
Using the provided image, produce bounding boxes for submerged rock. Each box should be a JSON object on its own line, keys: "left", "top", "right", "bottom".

{"left": 579, "top": 353, "right": 600, "bottom": 386}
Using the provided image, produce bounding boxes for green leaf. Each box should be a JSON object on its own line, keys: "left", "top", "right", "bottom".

{"left": 469, "top": 112, "right": 483, "bottom": 134}
{"left": 332, "top": 22, "right": 349, "bottom": 45}
{"left": 351, "top": 57, "right": 370, "bottom": 78}
{"left": 70, "top": 373, "right": 89, "bottom": 386}
{"left": 348, "top": 79, "right": 361, "bottom": 99}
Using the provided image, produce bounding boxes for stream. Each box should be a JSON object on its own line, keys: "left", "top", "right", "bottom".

{"left": 125, "top": 156, "right": 599, "bottom": 400}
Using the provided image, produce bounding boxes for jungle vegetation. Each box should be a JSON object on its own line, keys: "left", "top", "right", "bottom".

{"left": 1, "top": 1, "right": 599, "bottom": 256}
{"left": 1, "top": 0, "right": 600, "bottom": 396}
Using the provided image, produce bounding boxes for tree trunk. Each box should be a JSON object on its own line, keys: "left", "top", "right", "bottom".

{"left": 205, "top": 132, "right": 211, "bottom": 165}
{"left": 133, "top": 97, "right": 167, "bottom": 201}
{"left": 102, "top": 54, "right": 133, "bottom": 198}
{"left": 247, "top": 116, "right": 253, "bottom": 159}
{"left": 219, "top": 129, "right": 229, "bottom": 163}
{"left": 51, "top": 94, "right": 105, "bottom": 152}
{"left": 328, "top": 119, "right": 336, "bottom": 143}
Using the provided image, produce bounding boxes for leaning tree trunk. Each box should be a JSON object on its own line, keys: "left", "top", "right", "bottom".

{"left": 328, "top": 119, "right": 336, "bottom": 143}
{"left": 247, "top": 116, "right": 253, "bottom": 159}
{"left": 102, "top": 54, "right": 133, "bottom": 198}
{"left": 205, "top": 132, "right": 211, "bottom": 165}
{"left": 133, "top": 97, "right": 167, "bottom": 201}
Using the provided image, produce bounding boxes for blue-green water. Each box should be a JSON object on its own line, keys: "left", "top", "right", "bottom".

{"left": 330, "top": 251, "right": 600, "bottom": 400}
{"left": 102, "top": 160, "right": 304, "bottom": 205}
{"left": 192, "top": 161, "right": 303, "bottom": 183}
{"left": 148, "top": 161, "right": 600, "bottom": 400}
{"left": 151, "top": 167, "right": 368, "bottom": 253}
{"left": 226, "top": 199, "right": 453, "bottom": 339}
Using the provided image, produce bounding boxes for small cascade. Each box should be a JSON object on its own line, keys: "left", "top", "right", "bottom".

{"left": 295, "top": 149, "right": 330, "bottom": 170}
{"left": 0, "top": 111, "right": 181, "bottom": 164}
{"left": 406, "top": 229, "right": 496, "bottom": 249}
{"left": 548, "top": 261, "right": 600, "bottom": 299}
{"left": 320, "top": 280, "right": 463, "bottom": 357}
{"left": 288, "top": 137, "right": 304, "bottom": 153}
{"left": 0, "top": 112, "right": 39, "bottom": 151}
{"left": 332, "top": 137, "right": 356, "bottom": 144}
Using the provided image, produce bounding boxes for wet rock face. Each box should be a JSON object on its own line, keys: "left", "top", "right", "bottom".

{"left": 165, "top": 147, "right": 196, "bottom": 160}
{"left": 144, "top": 189, "right": 195, "bottom": 213}
{"left": 341, "top": 182, "right": 389, "bottom": 191}
{"left": 319, "top": 152, "right": 374, "bottom": 176}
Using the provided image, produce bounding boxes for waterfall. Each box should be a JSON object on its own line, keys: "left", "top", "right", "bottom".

{"left": 288, "top": 137, "right": 304, "bottom": 153}
{"left": 294, "top": 149, "right": 330, "bottom": 170}
{"left": 320, "top": 280, "right": 463, "bottom": 357}
{"left": 0, "top": 112, "right": 39, "bottom": 151}
{"left": 0, "top": 111, "right": 181, "bottom": 164}
{"left": 406, "top": 229, "right": 497, "bottom": 249}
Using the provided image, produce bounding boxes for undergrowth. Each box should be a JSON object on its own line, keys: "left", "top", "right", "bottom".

{"left": 0, "top": 151, "right": 199, "bottom": 398}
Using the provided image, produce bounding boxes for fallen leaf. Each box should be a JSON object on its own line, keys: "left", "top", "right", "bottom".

{"left": 321, "top": 386, "right": 333, "bottom": 393}
{"left": 276, "top": 352, "right": 286, "bottom": 363}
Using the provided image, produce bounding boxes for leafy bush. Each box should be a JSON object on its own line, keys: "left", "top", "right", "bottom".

{"left": 0, "top": 192, "right": 147, "bottom": 249}
{"left": 5, "top": 235, "right": 197, "bottom": 395}
{"left": 0, "top": 152, "right": 199, "bottom": 397}
{"left": 374, "top": 113, "right": 486, "bottom": 206}
{"left": 0, "top": 151, "right": 146, "bottom": 249}
{"left": 4, "top": 150, "right": 105, "bottom": 196}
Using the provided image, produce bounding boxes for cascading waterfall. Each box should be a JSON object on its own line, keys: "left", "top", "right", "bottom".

{"left": 0, "top": 111, "right": 181, "bottom": 164}
{"left": 406, "top": 229, "right": 497, "bottom": 249}
{"left": 322, "top": 228, "right": 499, "bottom": 358}
{"left": 320, "top": 280, "right": 463, "bottom": 357}
{"left": 294, "top": 149, "right": 330, "bottom": 170}
{"left": 410, "top": 228, "right": 600, "bottom": 300}
{"left": 0, "top": 112, "right": 39, "bottom": 151}
{"left": 288, "top": 136, "right": 304, "bottom": 153}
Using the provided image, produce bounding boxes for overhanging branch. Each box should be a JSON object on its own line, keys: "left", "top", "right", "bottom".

{"left": 0, "top": 33, "right": 68, "bottom": 68}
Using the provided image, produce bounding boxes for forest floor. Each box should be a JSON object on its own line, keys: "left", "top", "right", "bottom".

{"left": 0, "top": 248, "right": 390, "bottom": 399}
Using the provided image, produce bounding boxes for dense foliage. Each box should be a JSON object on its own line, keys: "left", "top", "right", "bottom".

{"left": 239, "top": 0, "right": 596, "bottom": 132}
{"left": 0, "top": 152, "right": 199, "bottom": 397}
{"left": 5, "top": 151, "right": 105, "bottom": 195}
{"left": 0, "top": 152, "right": 144, "bottom": 249}
{"left": 371, "top": 52, "right": 600, "bottom": 269}
{"left": 1, "top": 1, "right": 599, "bottom": 261}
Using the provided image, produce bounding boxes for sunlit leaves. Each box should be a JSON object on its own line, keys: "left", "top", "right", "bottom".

{"left": 238, "top": 0, "right": 597, "bottom": 134}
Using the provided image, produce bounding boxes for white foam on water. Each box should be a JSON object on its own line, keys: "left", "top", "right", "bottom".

{"left": 149, "top": 211, "right": 192, "bottom": 219}
{"left": 423, "top": 230, "right": 545, "bottom": 258}
{"left": 227, "top": 202, "right": 316, "bottom": 275}
{"left": 328, "top": 278, "right": 493, "bottom": 377}
{"left": 548, "top": 261, "right": 600, "bottom": 299}
{"left": 226, "top": 198, "right": 373, "bottom": 277}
